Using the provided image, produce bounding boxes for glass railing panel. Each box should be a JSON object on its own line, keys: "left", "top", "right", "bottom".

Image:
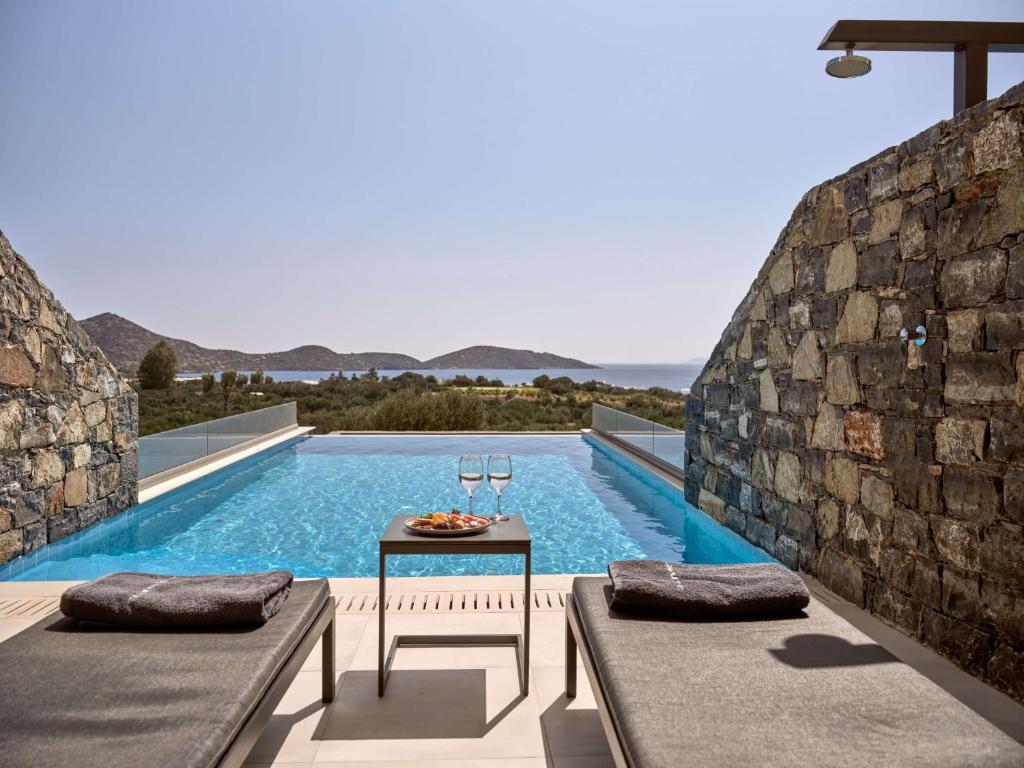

{"left": 137, "top": 422, "right": 209, "bottom": 479}
{"left": 590, "top": 403, "right": 685, "bottom": 471}
{"left": 139, "top": 402, "right": 298, "bottom": 479}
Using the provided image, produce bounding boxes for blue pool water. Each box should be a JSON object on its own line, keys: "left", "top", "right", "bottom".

{"left": 0, "top": 435, "right": 772, "bottom": 581}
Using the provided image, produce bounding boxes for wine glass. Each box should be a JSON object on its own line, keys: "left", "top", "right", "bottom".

{"left": 487, "top": 454, "right": 512, "bottom": 522}
{"left": 458, "top": 455, "right": 484, "bottom": 515}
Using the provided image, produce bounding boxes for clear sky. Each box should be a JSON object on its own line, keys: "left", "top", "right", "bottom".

{"left": 1, "top": 1, "right": 1022, "bottom": 364}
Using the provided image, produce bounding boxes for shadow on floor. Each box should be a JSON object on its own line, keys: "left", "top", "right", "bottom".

{"left": 770, "top": 633, "right": 900, "bottom": 668}
{"left": 538, "top": 687, "right": 612, "bottom": 767}
{"left": 314, "top": 668, "right": 525, "bottom": 740}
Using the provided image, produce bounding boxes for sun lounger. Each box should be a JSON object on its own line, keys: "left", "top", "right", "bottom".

{"left": 565, "top": 576, "right": 1024, "bottom": 768}
{"left": 0, "top": 578, "right": 335, "bottom": 768}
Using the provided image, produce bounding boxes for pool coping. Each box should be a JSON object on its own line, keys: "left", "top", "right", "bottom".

{"left": 139, "top": 425, "right": 315, "bottom": 502}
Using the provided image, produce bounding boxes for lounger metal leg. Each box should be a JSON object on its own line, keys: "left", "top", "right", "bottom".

{"left": 322, "top": 615, "right": 335, "bottom": 703}
{"left": 565, "top": 606, "right": 577, "bottom": 698}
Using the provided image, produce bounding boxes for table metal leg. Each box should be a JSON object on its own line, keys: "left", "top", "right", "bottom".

{"left": 378, "top": 550, "right": 386, "bottom": 697}
{"left": 523, "top": 549, "right": 531, "bottom": 696}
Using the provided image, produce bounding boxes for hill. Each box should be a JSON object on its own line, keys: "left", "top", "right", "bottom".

{"left": 79, "top": 314, "right": 597, "bottom": 375}
{"left": 423, "top": 345, "right": 597, "bottom": 369}
{"left": 79, "top": 314, "right": 421, "bottom": 375}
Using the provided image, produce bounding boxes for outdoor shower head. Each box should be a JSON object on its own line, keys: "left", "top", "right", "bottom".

{"left": 825, "top": 45, "right": 872, "bottom": 78}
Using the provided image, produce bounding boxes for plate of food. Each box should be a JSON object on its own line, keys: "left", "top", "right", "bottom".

{"left": 405, "top": 510, "right": 491, "bottom": 536}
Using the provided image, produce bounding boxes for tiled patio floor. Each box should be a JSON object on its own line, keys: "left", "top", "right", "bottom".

{"left": 1, "top": 574, "right": 1021, "bottom": 766}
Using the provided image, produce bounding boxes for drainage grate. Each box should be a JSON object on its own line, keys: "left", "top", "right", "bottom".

{"left": 336, "top": 589, "right": 566, "bottom": 615}
{"left": 0, "top": 591, "right": 568, "bottom": 620}
{"left": 0, "top": 598, "right": 60, "bottom": 619}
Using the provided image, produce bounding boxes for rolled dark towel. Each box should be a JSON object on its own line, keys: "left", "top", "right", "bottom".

{"left": 60, "top": 571, "right": 293, "bottom": 628}
{"left": 608, "top": 560, "right": 809, "bottom": 618}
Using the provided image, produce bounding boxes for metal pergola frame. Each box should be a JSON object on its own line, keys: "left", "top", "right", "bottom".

{"left": 819, "top": 20, "right": 1024, "bottom": 114}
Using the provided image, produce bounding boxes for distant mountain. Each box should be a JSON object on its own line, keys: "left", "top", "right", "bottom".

{"left": 78, "top": 314, "right": 597, "bottom": 376}
{"left": 79, "top": 313, "right": 421, "bottom": 375}
{"left": 423, "top": 345, "right": 597, "bottom": 370}
{"left": 684, "top": 356, "right": 709, "bottom": 365}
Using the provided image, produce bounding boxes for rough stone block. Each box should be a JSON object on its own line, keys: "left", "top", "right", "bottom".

{"left": 857, "top": 342, "right": 905, "bottom": 387}
{"left": 1009, "top": 244, "right": 1024, "bottom": 300}
{"left": 1005, "top": 468, "right": 1024, "bottom": 524}
{"left": 867, "top": 154, "right": 899, "bottom": 203}
{"left": 859, "top": 241, "right": 900, "bottom": 287}
{"left": 811, "top": 294, "right": 837, "bottom": 327}
{"left": 745, "top": 516, "right": 776, "bottom": 554}
{"left": 941, "top": 248, "right": 1008, "bottom": 308}
{"left": 868, "top": 200, "right": 903, "bottom": 245}
{"left": 792, "top": 331, "right": 823, "bottom": 380}
{"left": 0, "top": 345, "right": 35, "bottom": 388}
{"left": 0, "top": 529, "right": 22, "bottom": 564}
{"left": 942, "top": 568, "right": 982, "bottom": 623}
{"left": 899, "top": 157, "right": 935, "bottom": 192}
{"left": 826, "top": 354, "right": 860, "bottom": 405}
{"left": 63, "top": 467, "right": 87, "bottom": 507}
{"left": 758, "top": 368, "right": 779, "bottom": 413}
{"left": 818, "top": 548, "right": 864, "bottom": 604}
{"left": 779, "top": 381, "right": 818, "bottom": 417}
{"left": 945, "top": 353, "right": 1017, "bottom": 404}
{"left": 810, "top": 402, "right": 845, "bottom": 451}
{"left": 825, "top": 455, "right": 861, "bottom": 505}
{"left": 946, "top": 309, "right": 985, "bottom": 354}
{"left": 922, "top": 610, "right": 994, "bottom": 678}
{"left": 845, "top": 408, "right": 885, "bottom": 460}
{"left": 873, "top": 585, "right": 922, "bottom": 636}
{"left": 768, "top": 251, "right": 795, "bottom": 295}
{"left": 973, "top": 112, "right": 1023, "bottom": 174}
{"left": 990, "top": 409, "right": 1024, "bottom": 462}
{"left": 836, "top": 291, "right": 879, "bottom": 343}
{"left": 775, "top": 534, "right": 799, "bottom": 568}
{"left": 893, "top": 507, "right": 929, "bottom": 553}
{"left": 980, "top": 522, "right": 1024, "bottom": 590}
{"left": 937, "top": 198, "right": 988, "bottom": 259}
{"left": 773, "top": 451, "right": 802, "bottom": 504}
{"left": 817, "top": 497, "right": 841, "bottom": 541}
{"left": 29, "top": 450, "right": 64, "bottom": 490}
{"left": 934, "top": 137, "right": 972, "bottom": 193}
{"left": 985, "top": 301, "right": 1024, "bottom": 350}
{"left": 811, "top": 185, "right": 848, "bottom": 246}
{"left": 935, "top": 418, "right": 986, "bottom": 464}
{"left": 861, "top": 474, "right": 895, "bottom": 518}
{"left": 932, "top": 516, "right": 981, "bottom": 571}
{"left": 825, "top": 240, "right": 857, "bottom": 293}
{"left": 795, "top": 251, "right": 826, "bottom": 293}
{"left": 843, "top": 174, "right": 868, "bottom": 212}
{"left": 698, "top": 488, "right": 726, "bottom": 523}
{"left": 944, "top": 466, "right": 1002, "bottom": 522}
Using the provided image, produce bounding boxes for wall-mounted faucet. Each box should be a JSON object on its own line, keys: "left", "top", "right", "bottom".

{"left": 900, "top": 325, "right": 927, "bottom": 346}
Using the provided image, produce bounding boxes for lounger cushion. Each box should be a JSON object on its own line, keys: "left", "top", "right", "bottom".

{"left": 572, "top": 577, "right": 1024, "bottom": 768}
{"left": 0, "top": 578, "right": 330, "bottom": 768}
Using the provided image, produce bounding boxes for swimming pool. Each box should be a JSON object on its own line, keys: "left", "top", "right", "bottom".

{"left": 0, "top": 435, "right": 773, "bottom": 580}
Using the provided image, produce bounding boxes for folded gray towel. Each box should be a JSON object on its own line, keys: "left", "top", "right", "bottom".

{"left": 608, "top": 560, "right": 809, "bottom": 618}
{"left": 60, "top": 571, "right": 294, "bottom": 628}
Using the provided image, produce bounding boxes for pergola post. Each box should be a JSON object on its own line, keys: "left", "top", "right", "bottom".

{"left": 953, "top": 43, "right": 988, "bottom": 113}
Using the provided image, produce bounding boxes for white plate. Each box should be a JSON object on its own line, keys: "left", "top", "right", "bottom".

{"left": 404, "top": 516, "right": 492, "bottom": 536}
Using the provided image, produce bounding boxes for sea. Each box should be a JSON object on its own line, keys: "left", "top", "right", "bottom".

{"left": 178, "top": 363, "right": 704, "bottom": 392}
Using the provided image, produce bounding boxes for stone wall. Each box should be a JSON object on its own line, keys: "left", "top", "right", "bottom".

{"left": 0, "top": 231, "right": 137, "bottom": 566}
{"left": 684, "top": 82, "right": 1024, "bottom": 700}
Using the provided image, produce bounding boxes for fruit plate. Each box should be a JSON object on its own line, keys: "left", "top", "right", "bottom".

{"left": 404, "top": 515, "right": 492, "bottom": 536}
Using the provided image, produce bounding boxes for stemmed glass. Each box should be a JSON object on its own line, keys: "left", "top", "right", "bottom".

{"left": 458, "top": 455, "right": 484, "bottom": 516}
{"left": 487, "top": 454, "right": 512, "bottom": 522}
